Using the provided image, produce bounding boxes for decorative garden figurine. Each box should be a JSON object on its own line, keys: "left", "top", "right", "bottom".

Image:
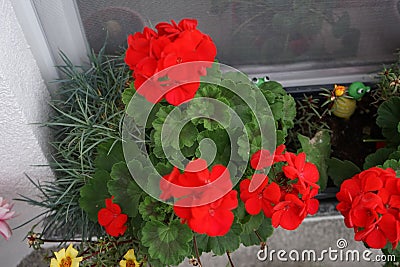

{"left": 347, "top": 81, "right": 371, "bottom": 100}
{"left": 331, "top": 82, "right": 370, "bottom": 119}
{"left": 251, "top": 76, "right": 270, "bottom": 87}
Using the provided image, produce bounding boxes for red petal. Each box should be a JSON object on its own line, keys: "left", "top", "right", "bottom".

{"left": 218, "top": 190, "right": 238, "bottom": 211}
{"left": 250, "top": 150, "right": 272, "bottom": 170}
{"left": 295, "top": 152, "right": 306, "bottom": 170}
{"left": 307, "top": 199, "right": 319, "bottom": 215}
{"left": 245, "top": 197, "right": 262, "bottom": 215}
{"left": 303, "top": 163, "right": 319, "bottom": 183}
{"left": 379, "top": 214, "right": 398, "bottom": 243}
{"left": 279, "top": 208, "right": 304, "bottom": 230}
{"left": 282, "top": 166, "right": 298, "bottom": 179}
{"left": 263, "top": 182, "right": 281, "bottom": 203}
{"left": 365, "top": 228, "right": 387, "bottom": 249}
{"left": 362, "top": 173, "right": 383, "bottom": 192}
{"left": 97, "top": 208, "right": 113, "bottom": 226}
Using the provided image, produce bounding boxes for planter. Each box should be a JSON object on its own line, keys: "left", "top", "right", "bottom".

{"left": 17, "top": 18, "right": 400, "bottom": 267}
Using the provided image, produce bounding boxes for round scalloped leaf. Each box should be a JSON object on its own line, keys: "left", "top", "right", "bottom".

{"left": 363, "top": 147, "right": 396, "bottom": 170}
{"left": 195, "top": 222, "right": 241, "bottom": 255}
{"left": 141, "top": 220, "right": 192, "bottom": 265}
{"left": 240, "top": 216, "right": 273, "bottom": 247}
{"left": 376, "top": 97, "right": 400, "bottom": 146}
{"left": 108, "top": 162, "right": 144, "bottom": 217}
{"left": 79, "top": 169, "right": 111, "bottom": 221}
{"left": 327, "top": 158, "right": 361, "bottom": 187}
{"left": 138, "top": 196, "right": 172, "bottom": 222}
{"left": 94, "top": 140, "right": 124, "bottom": 172}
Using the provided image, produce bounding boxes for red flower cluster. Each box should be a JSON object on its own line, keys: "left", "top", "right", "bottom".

{"left": 337, "top": 167, "right": 400, "bottom": 249}
{"left": 98, "top": 197, "right": 128, "bottom": 237}
{"left": 125, "top": 18, "right": 217, "bottom": 106}
{"left": 160, "top": 159, "right": 238, "bottom": 236}
{"left": 240, "top": 145, "right": 320, "bottom": 230}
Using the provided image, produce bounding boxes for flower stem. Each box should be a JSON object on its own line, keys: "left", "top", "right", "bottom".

{"left": 254, "top": 230, "right": 266, "bottom": 250}
{"left": 193, "top": 234, "right": 203, "bottom": 267}
{"left": 226, "top": 251, "right": 235, "bottom": 267}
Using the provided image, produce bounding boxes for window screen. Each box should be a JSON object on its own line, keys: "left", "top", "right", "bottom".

{"left": 75, "top": 0, "right": 400, "bottom": 70}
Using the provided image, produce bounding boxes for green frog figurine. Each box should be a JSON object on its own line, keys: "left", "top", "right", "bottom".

{"left": 332, "top": 82, "right": 370, "bottom": 119}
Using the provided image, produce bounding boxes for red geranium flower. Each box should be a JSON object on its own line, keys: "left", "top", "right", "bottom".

{"left": 162, "top": 159, "right": 238, "bottom": 236}
{"left": 282, "top": 152, "right": 319, "bottom": 193}
{"left": 160, "top": 158, "right": 232, "bottom": 201}
{"left": 355, "top": 213, "right": 398, "bottom": 249}
{"left": 188, "top": 190, "right": 238, "bottom": 236}
{"left": 272, "top": 194, "right": 306, "bottom": 230}
{"left": 240, "top": 147, "right": 320, "bottom": 231}
{"left": 125, "top": 18, "right": 217, "bottom": 106}
{"left": 97, "top": 197, "right": 128, "bottom": 237}
{"left": 250, "top": 144, "right": 286, "bottom": 170}
{"left": 336, "top": 166, "right": 400, "bottom": 249}
{"left": 240, "top": 175, "right": 280, "bottom": 217}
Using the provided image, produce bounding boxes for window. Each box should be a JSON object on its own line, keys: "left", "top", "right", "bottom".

{"left": 31, "top": 0, "right": 400, "bottom": 87}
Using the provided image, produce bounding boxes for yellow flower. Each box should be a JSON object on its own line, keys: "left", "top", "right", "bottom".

{"left": 334, "top": 84, "right": 346, "bottom": 97}
{"left": 50, "top": 244, "right": 83, "bottom": 267}
{"left": 120, "top": 249, "right": 140, "bottom": 267}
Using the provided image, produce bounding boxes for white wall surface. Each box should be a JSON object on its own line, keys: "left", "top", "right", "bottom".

{"left": 0, "top": 0, "right": 53, "bottom": 266}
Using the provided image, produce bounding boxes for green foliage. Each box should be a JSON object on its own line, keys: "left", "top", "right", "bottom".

{"left": 195, "top": 222, "right": 242, "bottom": 255}
{"left": 94, "top": 140, "right": 124, "bottom": 173}
{"left": 122, "top": 82, "right": 135, "bottom": 106}
{"left": 327, "top": 158, "right": 361, "bottom": 187}
{"left": 19, "top": 48, "right": 129, "bottom": 239}
{"left": 380, "top": 159, "right": 400, "bottom": 177}
{"left": 363, "top": 148, "right": 396, "bottom": 170}
{"left": 288, "top": 94, "right": 330, "bottom": 149}
{"left": 79, "top": 170, "right": 111, "bottom": 222}
{"left": 376, "top": 97, "right": 400, "bottom": 146}
{"left": 138, "top": 196, "right": 172, "bottom": 222}
{"left": 108, "top": 162, "right": 144, "bottom": 217}
{"left": 373, "top": 50, "right": 400, "bottom": 103}
{"left": 239, "top": 212, "right": 273, "bottom": 247}
{"left": 259, "top": 81, "right": 297, "bottom": 144}
{"left": 141, "top": 220, "right": 193, "bottom": 265}
{"left": 298, "top": 130, "right": 331, "bottom": 191}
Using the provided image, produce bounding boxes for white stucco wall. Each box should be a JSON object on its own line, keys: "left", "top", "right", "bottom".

{"left": 0, "top": 0, "right": 54, "bottom": 266}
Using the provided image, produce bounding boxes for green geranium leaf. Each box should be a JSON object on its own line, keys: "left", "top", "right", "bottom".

{"left": 195, "top": 222, "right": 241, "bottom": 255}
{"left": 94, "top": 140, "right": 124, "bottom": 172}
{"left": 363, "top": 148, "right": 396, "bottom": 170}
{"left": 108, "top": 162, "right": 144, "bottom": 217}
{"left": 201, "top": 62, "right": 222, "bottom": 83}
{"left": 180, "top": 122, "right": 199, "bottom": 148}
{"left": 259, "top": 81, "right": 287, "bottom": 96}
{"left": 376, "top": 97, "right": 400, "bottom": 146}
{"left": 281, "top": 95, "right": 296, "bottom": 131}
{"left": 298, "top": 130, "right": 331, "bottom": 191}
{"left": 381, "top": 159, "right": 400, "bottom": 177}
{"left": 79, "top": 169, "right": 111, "bottom": 222}
{"left": 154, "top": 161, "right": 173, "bottom": 176}
{"left": 138, "top": 196, "right": 172, "bottom": 221}
{"left": 222, "top": 71, "right": 251, "bottom": 84}
{"left": 240, "top": 216, "right": 273, "bottom": 247}
{"left": 125, "top": 91, "right": 159, "bottom": 128}
{"left": 122, "top": 83, "right": 135, "bottom": 106}
{"left": 327, "top": 157, "right": 361, "bottom": 187}
{"left": 141, "top": 220, "right": 192, "bottom": 265}
{"left": 195, "top": 83, "right": 222, "bottom": 99}
{"left": 270, "top": 101, "right": 284, "bottom": 121}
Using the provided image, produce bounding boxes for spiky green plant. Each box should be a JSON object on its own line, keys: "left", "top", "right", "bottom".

{"left": 17, "top": 47, "right": 131, "bottom": 240}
